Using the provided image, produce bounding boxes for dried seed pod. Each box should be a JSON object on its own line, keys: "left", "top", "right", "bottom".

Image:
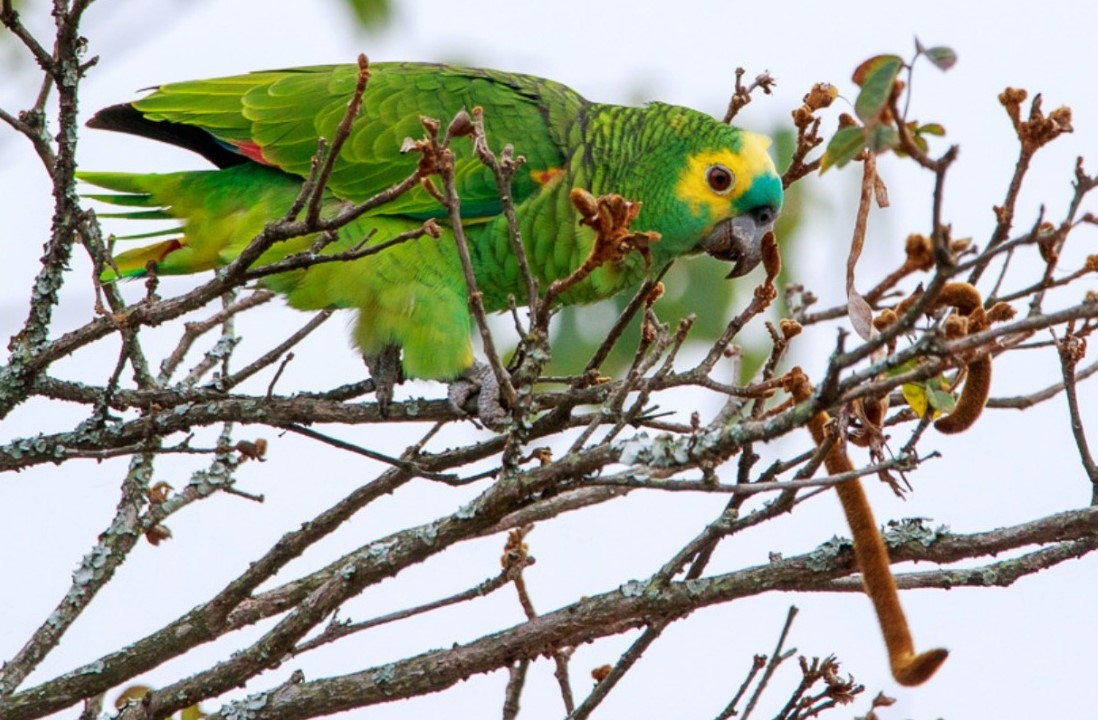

{"left": 782, "top": 367, "right": 948, "bottom": 686}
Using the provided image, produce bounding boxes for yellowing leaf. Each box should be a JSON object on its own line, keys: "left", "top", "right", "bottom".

{"left": 902, "top": 382, "right": 931, "bottom": 418}
{"left": 899, "top": 373, "right": 956, "bottom": 419}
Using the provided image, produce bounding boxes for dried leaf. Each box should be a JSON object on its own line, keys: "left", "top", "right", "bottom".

{"left": 848, "top": 290, "right": 875, "bottom": 341}
{"left": 873, "top": 171, "right": 890, "bottom": 208}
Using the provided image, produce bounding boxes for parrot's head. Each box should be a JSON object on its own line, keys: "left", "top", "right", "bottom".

{"left": 671, "top": 127, "right": 783, "bottom": 278}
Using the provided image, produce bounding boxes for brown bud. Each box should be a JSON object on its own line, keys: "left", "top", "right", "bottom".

{"left": 987, "top": 302, "right": 1016, "bottom": 324}
{"left": 903, "top": 234, "right": 934, "bottom": 271}
{"left": 646, "top": 282, "right": 665, "bottom": 306}
{"left": 236, "top": 438, "right": 268, "bottom": 462}
{"left": 942, "top": 313, "right": 968, "bottom": 340}
{"left": 873, "top": 308, "right": 898, "bottom": 331}
{"left": 779, "top": 318, "right": 802, "bottom": 339}
{"left": 419, "top": 115, "right": 441, "bottom": 135}
{"left": 145, "top": 524, "right": 173, "bottom": 546}
{"left": 422, "top": 219, "right": 442, "bottom": 239}
{"left": 569, "top": 187, "right": 599, "bottom": 219}
{"left": 446, "top": 109, "right": 475, "bottom": 138}
{"left": 1049, "top": 105, "right": 1074, "bottom": 133}
{"left": 792, "top": 105, "right": 814, "bottom": 127}
{"left": 803, "top": 82, "right": 838, "bottom": 111}
{"left": 146, "top": 481, "right": 172, "bottom": 505}
{"left": 999, "top": 87, "right": 1028, "bottom": 107}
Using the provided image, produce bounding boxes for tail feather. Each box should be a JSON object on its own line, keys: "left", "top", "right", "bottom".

{"left": 83, "top": 192, "right": 162, "bottom": 208}
{"left": 104, "top": 226, "right": 184, "bottom": 240}
{"left": 81, "top": 164, "right": 307, "bottom": 281}
{"left": 107, "top": 239, "right": 185, "bottom": 279}
{"left": 98, "top": 210, "right": 177, "bottom": 222}
{"left": 78, "top": 170, "right": 173, "bottom": 195}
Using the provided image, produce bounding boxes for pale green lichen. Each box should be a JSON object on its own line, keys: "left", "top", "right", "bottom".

{"left": 881, "top": 517, "right": 951, "bottom": 548}
{"left": 220, "top": 691, "right": 269, "bottom": 720}
{"left": 372, "top": 663, "right": 397, "bottom": 693}
{"left": 805, "top": 535, "right": 851, "bottom": 572}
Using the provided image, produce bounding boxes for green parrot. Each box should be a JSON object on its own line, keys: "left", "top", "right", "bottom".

{"left": 82, "top": 62, "right": 782, "bottom": 418}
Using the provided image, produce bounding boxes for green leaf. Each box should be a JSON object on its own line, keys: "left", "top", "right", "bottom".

{"left": 917, "top": 122, "right": 946, "bottom": 136}
{"left": 924, "top": 46, "right": 958, "bottom": 71}
{"left": 853, "top": 55, "right": 903, "bottom": 123}
{"left": 820, "top": 126, "right": 865, "bottom": 173}
{"left": 898, "top": 371, "right": 956, "bottom": 419}
{"left": 865, "top": 124, "right": 899, "bottom": 153}
{"left": 887, "top": 359, "right": 920, "bottom": 377}
{"left": 926, "top": 384, "right": 957, "bottom": 412}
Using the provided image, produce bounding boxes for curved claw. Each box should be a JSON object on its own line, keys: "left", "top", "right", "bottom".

{"left": 364, "top": 345, "right": 404, "bottom": 415}
{"left": 447, "top": 362, "right": 511, "bottom": 431}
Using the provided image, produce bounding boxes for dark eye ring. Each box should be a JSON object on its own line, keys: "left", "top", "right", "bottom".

{"left": 706, "top": 164, "right": 735, "bottom": 195}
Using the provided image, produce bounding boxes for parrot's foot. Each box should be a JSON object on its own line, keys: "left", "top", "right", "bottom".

{"left": 364, "top": 345, "right": 404, "bottom": 415}
{"left": 447, "top": 362, "right": 511, "bottom": 430}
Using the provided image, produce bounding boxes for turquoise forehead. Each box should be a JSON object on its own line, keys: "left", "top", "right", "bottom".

{"left": 736, "top": 171, "right": 783, "bottom": 212}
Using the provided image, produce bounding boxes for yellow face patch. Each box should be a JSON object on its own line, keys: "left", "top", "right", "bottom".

{"left": 674, "top": 132, "right": 776, "bottom": 219}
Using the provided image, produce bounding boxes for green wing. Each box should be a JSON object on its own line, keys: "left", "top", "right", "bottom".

{"left": 131, "top": 62, "right": 585, "bottom": 218}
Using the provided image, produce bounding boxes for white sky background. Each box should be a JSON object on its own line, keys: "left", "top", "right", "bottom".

{"left": 1, "top": 1, "right": 1096, "bottom": 718}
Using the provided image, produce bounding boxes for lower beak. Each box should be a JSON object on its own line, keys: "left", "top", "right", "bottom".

{"left": 701, "top": 213, "right": 775, "bottom": 278}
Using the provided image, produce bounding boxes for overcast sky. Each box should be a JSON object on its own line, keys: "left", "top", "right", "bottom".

{"left": 2, "top": 1, "right": 1096, "bottom": 718}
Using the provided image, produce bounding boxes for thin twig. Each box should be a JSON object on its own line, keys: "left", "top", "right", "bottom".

{"left": 741, "top": 606, "right": 800, "bottom": 720}
{"left": 568, "top": 620, "right": 669, "bottom": 719}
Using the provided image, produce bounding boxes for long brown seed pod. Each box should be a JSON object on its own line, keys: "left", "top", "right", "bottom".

{"left": 784, "top": 367, "right": 949, "bottom": 686}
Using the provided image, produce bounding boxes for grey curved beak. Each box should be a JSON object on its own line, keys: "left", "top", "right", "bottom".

{"left": 701, "top": 210, "right": 776, "bottom": 279}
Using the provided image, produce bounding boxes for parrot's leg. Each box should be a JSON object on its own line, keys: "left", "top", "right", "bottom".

{"left": 364, "top": 345, "right": 404, "bottom": 415}
{"left": 447, "top": 362, "right": 510, "bottom": 430}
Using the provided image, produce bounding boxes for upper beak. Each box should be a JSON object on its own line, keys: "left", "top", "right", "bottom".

{"left": 700, "top": 207, "right": 777, "bottom": 278}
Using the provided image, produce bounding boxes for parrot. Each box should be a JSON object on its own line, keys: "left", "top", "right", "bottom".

{"left": 81, "top": 62, "right": 783, "bottom": 421}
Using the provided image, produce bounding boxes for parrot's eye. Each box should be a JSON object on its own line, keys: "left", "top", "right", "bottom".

{"left": 706, "top": 164, "right": 735, "bottom": 195}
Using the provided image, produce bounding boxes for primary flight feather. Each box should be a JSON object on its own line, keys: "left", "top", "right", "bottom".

{"left": 82, "top": 62, "right": 783, "bottom": 382}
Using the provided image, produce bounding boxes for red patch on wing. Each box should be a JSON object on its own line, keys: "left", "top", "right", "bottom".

{"left": 159, "top": 239, "right": 185, "bottom": 259}
{"left": 531, "top": 167, "right": 564, "bottom": 185}
{"left": 232, "top": 140, "right": 271, "bottom": 165}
